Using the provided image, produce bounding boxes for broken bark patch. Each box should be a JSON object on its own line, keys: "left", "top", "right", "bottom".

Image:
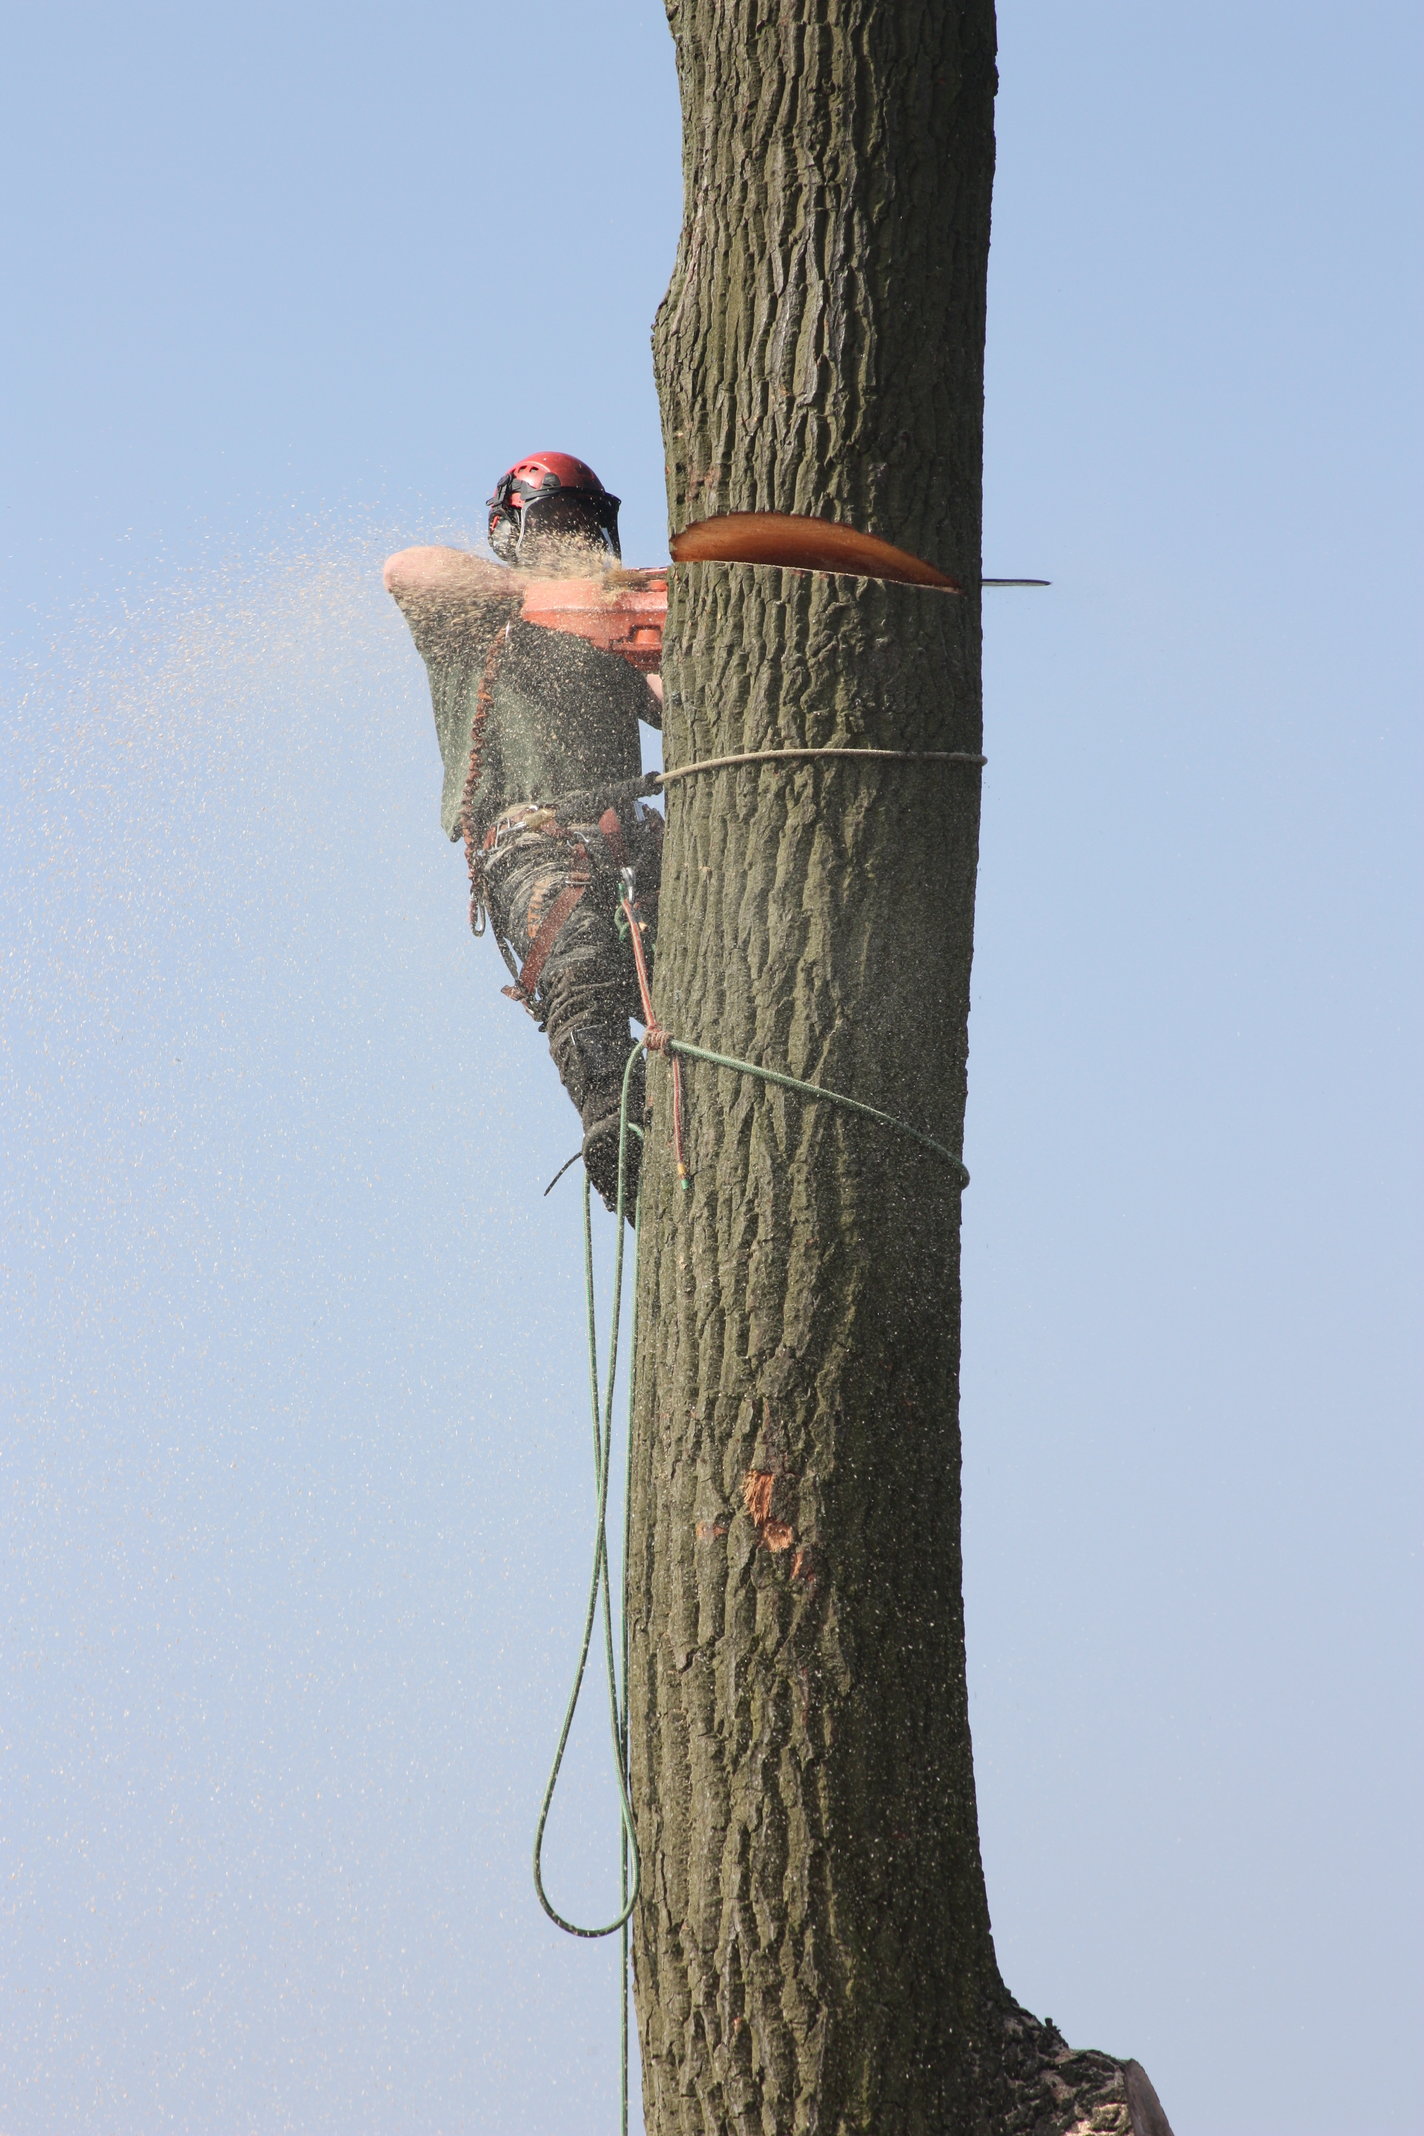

{"left": 742, "top": 1469, "right": 796, "bottom": 1551}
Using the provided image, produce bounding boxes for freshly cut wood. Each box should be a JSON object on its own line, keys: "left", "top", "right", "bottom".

{"left": 672, "top": 510, "right": 962, "bottom": 589}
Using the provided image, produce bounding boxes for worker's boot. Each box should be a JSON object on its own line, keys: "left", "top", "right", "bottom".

{"left": 577, "top": 1056, "right": 647, "bottom": 1214}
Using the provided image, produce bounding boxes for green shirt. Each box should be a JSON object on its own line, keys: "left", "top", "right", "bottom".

{"left": 410, "top": 595, "right": 659, "bottom": 841}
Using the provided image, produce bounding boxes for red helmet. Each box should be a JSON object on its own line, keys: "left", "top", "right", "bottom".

{"left": 486, "top": 452, "right": 621, "bottom": 563}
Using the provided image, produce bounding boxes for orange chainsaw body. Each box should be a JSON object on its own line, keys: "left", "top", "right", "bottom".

{"left": 518, "top": 568, "right": 667, "bottom": 673}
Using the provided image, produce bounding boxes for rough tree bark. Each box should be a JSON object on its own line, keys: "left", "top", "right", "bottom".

{"left": 627, "top": 5, "right": 1173, "bottom": 2134}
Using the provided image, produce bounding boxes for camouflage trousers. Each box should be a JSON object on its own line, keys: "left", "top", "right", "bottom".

{"left": 479, "top": 790, "right": 662, "bottom": 1212}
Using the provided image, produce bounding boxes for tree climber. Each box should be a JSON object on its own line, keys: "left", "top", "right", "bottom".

{"left": 383, "top": 453, "right": 664, "bottom": 1214}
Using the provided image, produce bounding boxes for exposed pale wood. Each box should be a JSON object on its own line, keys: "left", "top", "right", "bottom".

{"left": 671, "top": 511, "right": 961, "bottom": 588}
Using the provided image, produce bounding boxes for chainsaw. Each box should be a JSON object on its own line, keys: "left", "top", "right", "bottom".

{"left": 518, "top": 511, "right": 1046, "bottom": 675}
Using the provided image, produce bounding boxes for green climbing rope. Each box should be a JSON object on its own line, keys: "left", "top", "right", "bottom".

{"left": 661, "top": 1036, "right": 970, "bottom": 1185}
{"left": 531, "top": 1044, "right": 645, "bottom": 1945}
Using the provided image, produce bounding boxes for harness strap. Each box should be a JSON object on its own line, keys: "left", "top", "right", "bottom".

{"left": 505, "top": 861, "right": 592, "bottom": 1001}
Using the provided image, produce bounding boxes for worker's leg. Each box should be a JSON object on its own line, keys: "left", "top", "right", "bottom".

{"left": 482, "top": 815, "right": 645, "bottom": 1212}
{"left": 540, "top": 906, "right": 646, "bottom": 1212}
{"left": 546, "top": 798, "right": 662, "bottom": 1208}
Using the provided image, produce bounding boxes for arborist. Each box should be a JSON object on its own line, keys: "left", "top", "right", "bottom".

{"left": 384, "top": 453, "right": 665, "bottom": 1213}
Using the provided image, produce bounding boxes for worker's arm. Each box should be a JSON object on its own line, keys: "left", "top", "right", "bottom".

{"left": 383, "top": 546, "right": 524, "bottom": 660}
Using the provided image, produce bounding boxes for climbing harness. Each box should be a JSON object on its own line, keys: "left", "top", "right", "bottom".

{"left": 473, "top": 790, "right": 662, "bottom": 1025}
{"left": 503, "top": 845, "right": 594, "bottom": 1005}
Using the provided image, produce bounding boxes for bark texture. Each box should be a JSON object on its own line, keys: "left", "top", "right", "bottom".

{"left": 630, "top": 4, "right": 1171, "bottom": 2133}
{"left": 653, "top": 0, "right": 996, "bottom": 572}
{"left": 629, "top": 566, "right": 994, "bottom": 2135}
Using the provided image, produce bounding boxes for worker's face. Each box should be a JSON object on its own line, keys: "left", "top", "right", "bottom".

{"left": 515, "top": 495, "right": 612, "bottom": 574}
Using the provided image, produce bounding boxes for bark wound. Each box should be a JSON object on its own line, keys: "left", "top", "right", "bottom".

{"left": 742, "top": 1467, "right": 795, "bottom": 1552}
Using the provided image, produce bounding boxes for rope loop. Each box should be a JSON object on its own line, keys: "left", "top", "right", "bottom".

{"left": 532, "top": 1044, "right": 646, "bottom": 1943}
{"left": 653, "top": 743, "right": 986, "bottom": 789}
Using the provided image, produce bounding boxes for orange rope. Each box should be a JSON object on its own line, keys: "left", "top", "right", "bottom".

{"left": 620, "top": 877, "right": 688, "bottom": 1188}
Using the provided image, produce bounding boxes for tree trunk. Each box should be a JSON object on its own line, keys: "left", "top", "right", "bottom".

{"left": 628, "top": 5, "right": 1170, "bottom": 2133}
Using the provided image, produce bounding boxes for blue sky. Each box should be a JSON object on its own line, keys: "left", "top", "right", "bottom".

{"left": 2, "top": 3, "right": 1420, "bottom": 2132}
